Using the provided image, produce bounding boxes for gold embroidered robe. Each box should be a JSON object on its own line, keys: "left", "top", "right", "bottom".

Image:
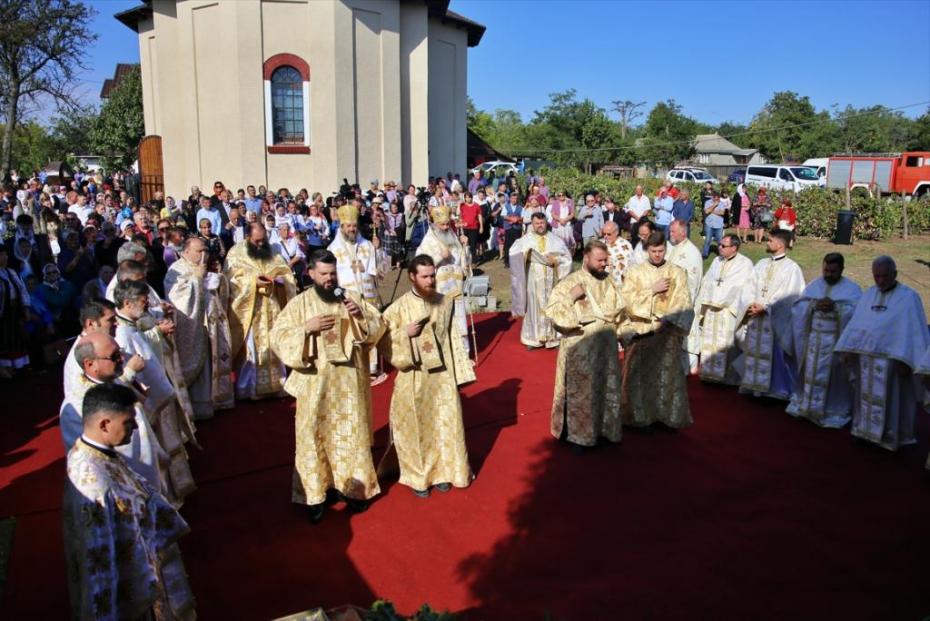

{"left": 380, "top": 291, "right": 475, "bottom": 491}
{"left": 544, "top": 269, "right": 624, "bottom": 446}
{"left": 620, "top": 261, "right": 693, "bottom": 429}
{"left": 63, "top": 440, "right": 195, "bottom": 621}
{"left": 224, "top": 242, "right": 297, "bottom": 398}
{"left": 270, "top": 287, "right": 385, "bottom": 505}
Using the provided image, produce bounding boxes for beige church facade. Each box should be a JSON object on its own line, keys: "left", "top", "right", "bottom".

{"left": 117, "top": 0, "right": 484, "bottom": 197}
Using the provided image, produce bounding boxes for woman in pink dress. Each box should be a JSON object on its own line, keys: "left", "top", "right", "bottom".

{"left": 546, "top": 191, "right": 576, "bottom": 254}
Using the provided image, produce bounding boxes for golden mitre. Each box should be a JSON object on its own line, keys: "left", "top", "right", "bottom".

{"left": 337, "top": 203, "right": 359, "bottom": 224}
{"left": 432, "top": 205, "right": 451, "bottom": 224}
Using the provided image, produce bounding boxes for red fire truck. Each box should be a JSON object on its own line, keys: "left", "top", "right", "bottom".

{"left": 825, "top": 151, "right": 930, "bottom": 197}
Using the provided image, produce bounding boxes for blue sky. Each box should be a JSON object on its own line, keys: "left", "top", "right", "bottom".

{"left": 82, "top": 0, "right": 929, "bottom": 126}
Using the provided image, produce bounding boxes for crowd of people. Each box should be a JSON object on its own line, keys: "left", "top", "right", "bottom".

{"left": 1, "top": 168, "right": 927, "bottom": 620}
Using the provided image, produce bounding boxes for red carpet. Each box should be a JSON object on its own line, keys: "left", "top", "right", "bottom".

{"left": 2, "top": 313, "right": 929, "bottom": 620}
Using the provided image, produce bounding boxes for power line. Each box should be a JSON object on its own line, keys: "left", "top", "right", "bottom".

{"left": 494, "top": 100, "right": 930, "bottom": 156}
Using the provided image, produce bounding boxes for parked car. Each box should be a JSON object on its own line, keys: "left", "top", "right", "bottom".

{"left": 666, "top": 168, "right": 718, "bottom": 184}
{"left": 727, "top": 168, "right": 746, "bottom": 184}
{"left": 745, "top": 164, "right": 821, "bottom": 193}
{"left": 469, "top": 160, "right": 519, "bottom": 177}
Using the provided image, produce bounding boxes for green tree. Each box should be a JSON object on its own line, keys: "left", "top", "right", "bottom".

{"left": 0, "top": 121, "right": 57, "bottom": 174}
{"left": 746, "top": 91, "right": 826, "bottom": 161}
{"left": 908, "top": 108, "right": 930, "bottom": 150}
{"left": 91, "top": 65, "right": 145, "bottom": 171}
{"left": 0, "top": 0, "right": 97, "bottom": 178}
{"left": 49, "top": 105, "right": 98, "bottom": 159}
{"left": 637, "top": 99, "right": 697, "bottom": 167}
{"left": 466, "top": 96, "right": 496, "bottom": 142}
{"left": 834, "top": 105, "right": 914, "bottom": 153}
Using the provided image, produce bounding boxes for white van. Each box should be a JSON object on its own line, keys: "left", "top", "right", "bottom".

{"left": 802, "top": 158, "right": 828, "bottom": 179}
{"left": 745, "top": 164, "right": 821, "bottom": 193}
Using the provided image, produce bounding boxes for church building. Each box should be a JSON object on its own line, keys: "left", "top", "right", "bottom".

{"left": 116, "top": 0, "right": 484, "bottom": 197}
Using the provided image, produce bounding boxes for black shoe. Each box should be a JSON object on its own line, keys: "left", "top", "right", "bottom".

{"left": 412, "top": 488, "right": 430, "bottom": 498}
{"left": 325, "top": 489, "right": 340, "bottom": 506}
{"left": 435, "top": 483, "right": 452, "bottom": 493}
{"left": 308, "top": 503, "right": 325, "bottom": 523}
{"left": 345, "top": 497, "right": 370, "bottom": 513}
{"left": 525, "top": 345, "right": 539, "bottom": 352}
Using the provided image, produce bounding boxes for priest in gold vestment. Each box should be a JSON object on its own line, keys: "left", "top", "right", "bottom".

{"left": 270, "top": 249, "right": 385, "bottom": 522}
{"left": 544, "top": 241, "right": 624, "bottom": 449}
{"left": 225, "top": 223, "right": 297, "bottom": 400}
{"left": 380, "top": 254, "right": 475, "bottom": 496}
{"left": 620, "top": 231, "right": 693, "bottom": 429}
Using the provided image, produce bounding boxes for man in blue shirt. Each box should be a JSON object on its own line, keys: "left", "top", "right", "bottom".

{"left": 653, "top": 188, "right": 675, "bottom": 237}
{"left": 579, "top": 194, "right": 605, "bottom": 247}
{"left": 243, "top": 185, "right": 263, "bottom": 215}
{"left": 501, "top": 192, "right": 523, "bottom": 267}
{"left": 672, "top": 190, "right": 695, "bottom": 238}
{"left": 196, "top": 195, "right": 223, "bottom": 236}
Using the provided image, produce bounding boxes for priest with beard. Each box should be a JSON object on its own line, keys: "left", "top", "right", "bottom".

{"left": 544, "top": 241, "right": 624, "bottom": 451}
{"left": 737, "top": 229, "right": 805, "bottom": 400}
{"left": 380, "top": 254, "right": 475, "bottom": 497}
{"left": 416, "top": 205, "right": 471, "bottom": 357}
{"left": 509, "top": 212, "right": 573, "bottom": 350}
{"left": 786, "top": 253, "right": 862, "bottom": 427}
{"left": 328, "top": 202, "right": 382, "bottom": 379}
{"left": 269, "top": 250, "right": 385, "bottom": 522}
{"left": 224, "top": 223, "right": 297, "bottom": 400}
{"left": 620, "top": 231, "right": 693, "bottom": 430}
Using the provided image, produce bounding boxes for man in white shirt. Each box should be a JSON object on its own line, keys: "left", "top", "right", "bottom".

{"left": 702, "top": 191, "right": 727, "bottom": 259}
{"left": 624, "top": 185, "right": 651, "bottom": 238}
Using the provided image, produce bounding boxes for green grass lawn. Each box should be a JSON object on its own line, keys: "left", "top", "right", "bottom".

{"left": 383, "top": 232, "right": 930, "bottom": 315}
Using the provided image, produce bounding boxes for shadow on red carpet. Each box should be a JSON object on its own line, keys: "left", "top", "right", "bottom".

{"left": 1, "top": 313, "right": 929, "bottom": 620}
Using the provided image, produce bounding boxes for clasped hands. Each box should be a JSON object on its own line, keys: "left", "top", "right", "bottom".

{"left": 747, "top": 302, "right": 767, "bottom": 317}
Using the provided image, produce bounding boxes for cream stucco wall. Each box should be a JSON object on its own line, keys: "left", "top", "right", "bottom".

{"left": 136, "top": 0, "right": 473, "bottom": 199}
{"left": 427, "top": 20, "right": 467, "bottom": 180}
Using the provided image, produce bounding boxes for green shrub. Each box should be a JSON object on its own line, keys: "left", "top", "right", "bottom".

{"left": 530, "top": 169, "right": 930, "bottom": 240}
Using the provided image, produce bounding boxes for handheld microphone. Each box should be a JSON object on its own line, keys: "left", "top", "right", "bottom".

{"left": 333, "top": 286, "right": 346, "bottom": 301}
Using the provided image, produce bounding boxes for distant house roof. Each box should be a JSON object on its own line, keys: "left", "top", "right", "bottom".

{"left": 100, "top": 63, "right": 139, "bottom": 99}
{"left": 116, "top": 0, "right": 485, "bottom": 46}
{"left": 694, "top": 133, "right": 757, "bottom": 156}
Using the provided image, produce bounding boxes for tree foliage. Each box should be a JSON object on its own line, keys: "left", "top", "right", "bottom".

{"left": 90, "top": 64, "right": 145, "bottom": 171}
{"left": 0, "top": 0, "right": 97, "bottom": 177}
{"left": 467, "top": 89, "right": 927, "bottom": 172}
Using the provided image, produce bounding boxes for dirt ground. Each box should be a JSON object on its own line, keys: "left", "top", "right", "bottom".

{"left": 377, "top": 233, "right": 930, "bottom": 316}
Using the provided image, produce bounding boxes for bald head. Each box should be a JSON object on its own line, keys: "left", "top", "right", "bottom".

{"left": 872, "top": 255, "right": 898, "bottom": 291}
{"left": 75, "top": 332, "right": 123, "bottom": 382}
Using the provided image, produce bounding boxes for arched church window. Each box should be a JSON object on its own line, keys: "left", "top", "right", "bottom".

{"left": 263, "top": 53, "right": 311, "bottom": 154}
{"left": 271, "top": 66, "right": 304, "bottom": 144}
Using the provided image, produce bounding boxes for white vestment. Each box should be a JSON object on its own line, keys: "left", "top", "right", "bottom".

{"left": 328, "top": 231, "right": 379, "bottom": 303}
{"left": 786, "top": 276, "right": 862, "bottom": 427}
{"left": 694, "top": 253, "right": 755, "bottom": 385}
{"left": 835, "top": 283, "right": 929, "bottom": 450}
{"left": 508, "top": 232, "right": 572, "bottom": 348}
{"left": 605, "top": 238, "right": 634, "bottom": 287}
{"left": 737, "top": 255, "right": 805, "bottom": 399}
{"left": 165, "top": 258, "right": 214, "bottom": 420}
{"left": 668, "top": 238, "right": 704, "bottom": 371}
{"left": 416, "top": 227, "right": 471, "bottom": 354}
{"left": 60, "top": 373, "right": 166, "bottom": 494}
